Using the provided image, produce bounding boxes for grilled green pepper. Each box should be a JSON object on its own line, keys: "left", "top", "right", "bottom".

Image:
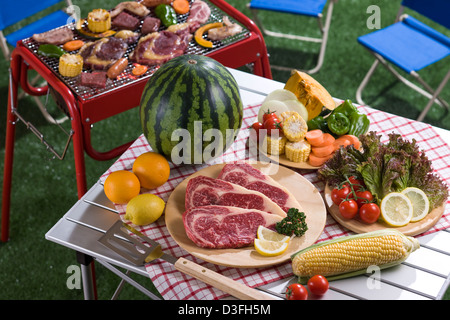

{"left": 155, "top": 4, "right": 177, "bottom": 27}
{"left": 37, "top": 44, "right": 66, "bottom": 58}
{"left": 307, "top": 115, "right": 328, "bottom": 132}
{"left": 348, "top": 112, "right": 370, "bottom": 136}
{"left": 327, "top": 112, "right": 350, "bottom": 135}
{"left": 333, "top": 99, "right": 358, "bottom": 118}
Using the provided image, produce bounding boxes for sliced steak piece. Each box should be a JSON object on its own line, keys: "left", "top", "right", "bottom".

{"left": 110, "top": 1, "right": 150, "bottom": 18}
{"left": 187, "top": 0, "right": 211, "bottom": 29}
{"left": 130, "top": 24, "right": 192, "bottom": 65}
{"left": 183, "top": 205, "right": 282, "bottom": 248}
{"left": 218, "top": 162, "right": 303, "bottom": 213}
{"left": 79, "top": 37, "right": 128, "bottom": 70}
{"left": 80, "top": 71, "right": 107, "bottom": 88}
{"left": 32, "top": 27, "right": 73, "bottom": 45}
{"left": 141, "top": 16, "right": 161, "bottom": 34}
{"left": 185, "top": 175, "right": 287, "bottom": 217}
{"left": 112, "top": 11, "right": 140, "bottom": 30}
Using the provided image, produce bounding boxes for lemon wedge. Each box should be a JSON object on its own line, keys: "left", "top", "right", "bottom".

{"left": 254, "top": 238, "right": 289, "bottom": 257}
{"left": 380, "top": 192, "right": 413, "bottom": 227}
{"left": 401, "top": 187, "right": 430, "bottom": 222}
{"left": 257, "top": 226, "right": 290, "bottom": 243}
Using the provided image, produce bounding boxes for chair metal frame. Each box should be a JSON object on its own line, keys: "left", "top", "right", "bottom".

{"left": 356, "top": 5, "right": 450, "bottom": 122}
{"left": 248, "top": 0, "right": 337, "bottom": 74}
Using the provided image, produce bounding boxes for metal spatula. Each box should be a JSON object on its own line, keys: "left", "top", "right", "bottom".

{"left": 99, "top": 220, "right": 276, "bottom": 300}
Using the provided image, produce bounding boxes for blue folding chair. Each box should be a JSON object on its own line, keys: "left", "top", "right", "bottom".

{"left": 248, "top": 0, "right": 337, "bottom": 74}
{"left": 0, "top": 0, "right": 74, "bottom": 124}
{"left": 356, "top": 0, "right": 450, "bottom": 121}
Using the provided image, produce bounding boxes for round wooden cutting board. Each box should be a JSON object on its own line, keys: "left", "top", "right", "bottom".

{"left": 324, "top": 184, "right": 445, "bottom": 236}
{"left": 165, "top": 162, "right": 327, "bottom": 268}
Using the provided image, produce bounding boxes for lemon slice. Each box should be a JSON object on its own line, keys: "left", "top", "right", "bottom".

{"left": 380, "top": 192, "right": 413, "bottom": 227}
{"left": 401, "top": 187, "right": 430, "bottom": 222}
{"left": 257, "top": 226, "right": 290, "bottom": 243}
{"left": 254, "top": 239, "right": 289, "bottom": 257}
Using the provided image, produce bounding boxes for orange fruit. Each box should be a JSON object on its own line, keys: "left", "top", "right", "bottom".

{"left": 104, "top": 170, "right": 141, "bottom": 204}
{"left": 132, "top": 151, "right": 170, "bottom": 190}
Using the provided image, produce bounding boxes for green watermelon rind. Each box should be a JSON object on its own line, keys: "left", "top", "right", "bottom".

{"left": 139, "top": 55, "right": 243, "bottom": 164}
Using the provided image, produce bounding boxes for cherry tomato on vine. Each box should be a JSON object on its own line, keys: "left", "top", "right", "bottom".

{"left": 285, "top": 283, "right": 308, "bottom": 300}
{"left": 359, "top": 203, "right": 381, "bottom": 224}
{"left": 348, "top": 176, "right": 364, "bottom": 190}
{"left": 264, "top": 117, "right": 283, "bottom": 136}
{"left": 331, "top": 186, "right": 352, "bottom": 206}
{"left": 307, "top": 275, "right": 329, "bottom": 296}
{"left": 249, "top": 122, "right": 264, "bottom": 141}
{"left": 339, "top": 199, "right": 359, "bottom": 219}
{"left": 355, "top": 190, "right": 373, "bottom": 207}
{"left": 262, "top": 111, "right": 278, "bottom": 124}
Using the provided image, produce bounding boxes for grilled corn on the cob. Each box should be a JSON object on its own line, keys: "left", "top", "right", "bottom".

{"left": 59, "top": 54, "right": 83, "bottom": 77}
{"left": 291, "top": 229, "right": 420, "bottom": 283}
{"left": 285, "top": 140, "right": 311, "bottom": 162}
{"left": 282, "top": 113, "right": 308, "bottom": 142}
{"left": 87, "top": 9, "right": 111, "bottom": 33}
{"left": 263, "top": 135, "right": 287, "bottom": 155}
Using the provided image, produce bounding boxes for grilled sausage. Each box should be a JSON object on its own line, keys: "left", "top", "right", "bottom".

{"left": 107, "top": 58, "right": 128, "bottom": 79}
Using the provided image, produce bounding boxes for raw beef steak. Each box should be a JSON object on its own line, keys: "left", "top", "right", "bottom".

{"left": 185, "top": 175, "right": 287, "bottom": 217}
{"left": 218, "top": 162, "right": 303, "bottom": 213}
{"left": 182, "top": 205, "right": 282, "bottom": 248}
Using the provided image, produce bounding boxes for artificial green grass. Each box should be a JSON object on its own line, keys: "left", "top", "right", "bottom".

{"left": 0, "top": 0, "right": 449, "bottom": 300}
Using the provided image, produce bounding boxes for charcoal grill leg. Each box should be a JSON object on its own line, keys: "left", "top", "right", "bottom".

{"left": 1, "top": 64, "right": 20, "bottom": 242}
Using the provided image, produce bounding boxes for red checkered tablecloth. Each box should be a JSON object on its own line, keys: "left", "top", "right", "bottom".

{"left": 100, "top": 104, "right": 450, "bottom": 300}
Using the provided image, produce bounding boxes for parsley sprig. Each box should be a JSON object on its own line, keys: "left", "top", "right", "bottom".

{"left": 275, "top": 208, "right": 308, "bottom": 237}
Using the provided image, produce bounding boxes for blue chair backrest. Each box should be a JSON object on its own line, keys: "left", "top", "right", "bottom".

{"left": 0, "top": 0, "right": 65, "bottom": 30}
{"left": 402, "top": 0, "right": 450, "bottom": 29}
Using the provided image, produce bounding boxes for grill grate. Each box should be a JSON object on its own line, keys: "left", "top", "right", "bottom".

{"left": 22, "top": 0, "right": 250, "bottom": 102}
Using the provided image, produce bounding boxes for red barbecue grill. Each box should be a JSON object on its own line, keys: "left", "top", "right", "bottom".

{"left": 1, "top": 0, "right": 272, "bottom": 242}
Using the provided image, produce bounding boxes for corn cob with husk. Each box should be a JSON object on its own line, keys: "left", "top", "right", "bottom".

{"left": 291, "top": 229, "right": 420, "bottom": 284}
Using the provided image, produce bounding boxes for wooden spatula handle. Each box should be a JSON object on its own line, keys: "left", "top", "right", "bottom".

{"left": 174, "top": 257, "right": 277, "bottom": 300}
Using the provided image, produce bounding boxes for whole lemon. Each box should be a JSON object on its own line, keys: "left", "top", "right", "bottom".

{"left": 124, "top": 193, "right": 165, "bottom": 226}
{"left": 132, "top": 151, "right": 170, "bottom": 190}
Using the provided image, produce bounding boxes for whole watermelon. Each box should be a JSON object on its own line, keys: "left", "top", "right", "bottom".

{"left": 139, "top": 55, "right": 243, "bottom": 164}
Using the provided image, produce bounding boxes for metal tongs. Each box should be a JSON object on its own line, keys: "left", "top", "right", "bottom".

{"left": 99, "top": 220, "right": 276, "bottom": 300}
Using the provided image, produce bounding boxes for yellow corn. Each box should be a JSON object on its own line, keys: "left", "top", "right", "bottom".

{"left": 87, "top": 9, "right": 111, "bottom": 33}
{"left": 285, "top": 140, "right": 311, "bottom": 162}
{"left": 291, "top": 229, "right": 420, "bottom": 283}
{"left": 282, "top": 113, "right": 308, "bottom": 142}
{"left": 280, "top": 111, "right": 298, "bottom": 122}
{"left": 263, "top": 135, "right": 287, "bottom": 155}
{"left": 59, "top": 54, "right": 83, "bottom": 77}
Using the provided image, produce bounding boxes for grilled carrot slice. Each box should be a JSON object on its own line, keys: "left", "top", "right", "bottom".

{"left": 62, "top": 40, "right": 85, "bottom": 51}
{"left": 132, "top": 64, "right": 148, "bottom": 76}
{"left": 305, "top": 129, "right": 324, "bottom": 146}
{"left": 173, "top": 0, "right": 190, "bottom": 14}
{"left": 314, "top": 133, "right": 335, "bottom": 147}
{"left": 340, "top": 134, "right": 361, "bottom": 150}
{"left": 333, "top": 136, "right": 352, "bottom": 151}
{"left": 309, "top": 153, "right": 333, "bottom": 167}
{"left": 311, "top": 143, "right": 335, "bottom": 157}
